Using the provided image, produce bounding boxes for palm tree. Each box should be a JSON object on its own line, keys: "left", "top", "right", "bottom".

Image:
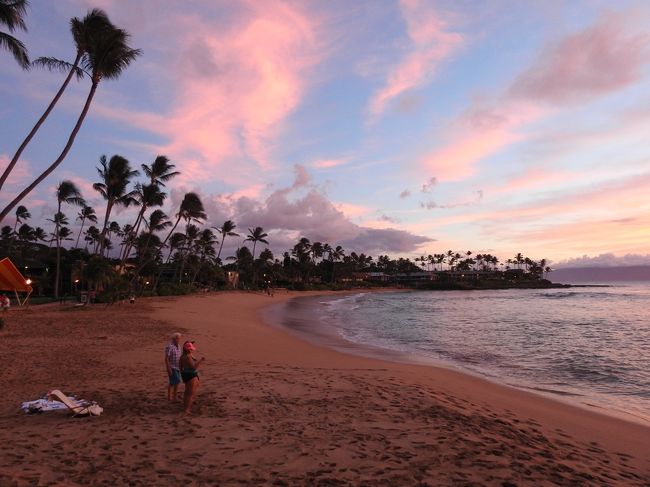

{"left": 141, "top": 155, "right": 179, "bottom": 186}
{"left": 311, "top": 241, "right": 324, "bottom": 263}
{"left": 32, "top": 226, "right": 46, "bottom": 243}
{"left": 152, "top": 193, "right": 205, "bottom": 290}
{"left": 0, "top": 13, "right": 141, "bottom": 223}
{"left": 105, "top": 221, "right": 121, "bottom": 257}
{"left": 215, "top": 220, "right": 238, "bottom": 263}
{"left": 13, "top": 204, "right": 30, "bottom": 232}
{"left": 0, "top": 9, "right": 113, "bottom": 195}
{"left": 329, "top": 245, "right": 345, "bottom": 283}
{"left": 190, "top": 228, "right": 217, "bottom": 284}
{"left": 246, "top": 226, "right": 269, "bottom": 261}
{"left": 8, "top": 203, "right": 29, "bottom": 255}
{"left": 147, "top": 209, "right": 172, "bottom": 234}
{"left": 162, "top": 192, "right": 206, "bottom": 247}
{"left": 53, "top": 180, "right": 85, "bottom": 298}
{"left": 129, "top": 209, "right": 172, "bottom": 283}
{"left": 120, "top": 182, "right": 165, "bottom": 262}
{"left": 74, "top": 205, "right": 97, "bottom": 248}
{"left": 0, "top": 0, "right": 29, "bottom": 69}
{"left": 93, "top": 154, "right": 139, "bottom": 254}
{"left": 84, "top": 225, "right": 100, "bottom": 252}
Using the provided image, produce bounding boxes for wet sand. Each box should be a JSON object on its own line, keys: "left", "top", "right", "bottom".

{"left": 0, "top": 291, "right": 648, "bottom": 485}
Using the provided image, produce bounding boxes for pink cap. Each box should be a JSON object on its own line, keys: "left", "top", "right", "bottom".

{"left": 183, "top": 341, "right": 196, "bottom": 352}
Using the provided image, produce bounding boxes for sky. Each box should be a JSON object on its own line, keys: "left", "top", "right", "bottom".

{"left": 1, "top": 0, "right": 650, "bottom": 267}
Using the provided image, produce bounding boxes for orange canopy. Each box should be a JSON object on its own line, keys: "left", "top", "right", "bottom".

{"left": 0, "top": 258, "right": 33, "bottom": 293}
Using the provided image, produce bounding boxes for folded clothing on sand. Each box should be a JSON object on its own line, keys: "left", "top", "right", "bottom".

{"left": 22, "top": 391, "right": 103, "bottom": 416}
{"left": 22, "top": 396, "right": 79, "bottom": 413}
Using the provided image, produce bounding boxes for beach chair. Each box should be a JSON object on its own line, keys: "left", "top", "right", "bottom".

{"left": 47, "top": 389, "right": 103, "bottom": 417}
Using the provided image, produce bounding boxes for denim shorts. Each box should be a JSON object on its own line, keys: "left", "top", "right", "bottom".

{"left": 168, "top": 368, "right": 182, "bottom": 386}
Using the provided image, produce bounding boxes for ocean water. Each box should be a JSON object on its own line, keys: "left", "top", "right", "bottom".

{"left": 273, "top": 285, "right": 650, "bottom": 423}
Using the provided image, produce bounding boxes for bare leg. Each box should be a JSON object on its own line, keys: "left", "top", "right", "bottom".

{"left": 182, "top": 380, "right": 192, "bottom": 412}
{"left": 183, "top": 378, "right": 199, "bottom": 415}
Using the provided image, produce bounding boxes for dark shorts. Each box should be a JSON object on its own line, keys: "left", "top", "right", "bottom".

{"left": 168, "top": 368, "right": 181, "bottom": 386}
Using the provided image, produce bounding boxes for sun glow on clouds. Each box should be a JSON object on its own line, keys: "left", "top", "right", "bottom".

{"left": 5, "top": 2, "right": 650, "bottom": 260}
{"left": 95, "top": 1, "right": 322, "bottom": 188}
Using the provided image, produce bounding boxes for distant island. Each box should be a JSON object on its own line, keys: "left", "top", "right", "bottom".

{"left": 551, "top": 265, "right": 650, "bottom": 283}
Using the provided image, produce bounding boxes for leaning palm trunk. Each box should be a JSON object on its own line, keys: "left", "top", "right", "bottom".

{"left": 151, "top": 215, "right": 182, "bottom": 289}
{"left": 119, "top": 205, "right": 145, "bottom": 264}
{"left": 74, "top": 215, "right": 86, "bottom": 248}
{"left": 216, "top": 237, "right": 226, "bottom": 262}
{"left": 0, "top": 54, "right": 82, "bottom": 194}
{"left": 0, "top": 80, "right": 99, "bottom": 224}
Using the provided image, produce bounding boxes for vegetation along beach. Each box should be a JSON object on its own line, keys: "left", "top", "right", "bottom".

{"left": 2, "top": 1, "right": 650, "bottom": 485}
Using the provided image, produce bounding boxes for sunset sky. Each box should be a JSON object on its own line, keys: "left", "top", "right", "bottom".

{"left": 1, "top": 0, "right": 649, "bottom": 266}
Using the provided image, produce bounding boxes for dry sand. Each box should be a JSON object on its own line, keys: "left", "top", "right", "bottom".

{"left": 0, "top": 291, "right": 648, "bottom": 486}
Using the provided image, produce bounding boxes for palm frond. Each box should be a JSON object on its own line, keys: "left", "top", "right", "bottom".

{"left": 0, "top": 0, "right": 29, "bottom": 32}
{"left": 32, "top": 56, "right": 86, "bottom": 80}
{"left": 0, "top": 31, "right": 29, "bottom": 68}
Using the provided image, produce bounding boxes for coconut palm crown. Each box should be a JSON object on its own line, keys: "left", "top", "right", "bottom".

{"left": 0, "top": 0, "right": 29, "bottom": 69}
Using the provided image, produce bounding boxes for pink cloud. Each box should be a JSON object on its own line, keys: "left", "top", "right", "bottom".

{"left": 334, "top": 202, "right": 372, "bottom": 219}
{"left": 555, "top": 253, "right": 650, "bottom": 268}
{"left": 167, "top": 167, "right": 432, "bottom": 255}
{"left": 510, "top": 13, "right": 650, "bottom": 104}
{"left": 368, "top": 0, "right": 463, "bottom": 118}
{"left": 489, "top": 167, "right": 578, "bottom": 195}
{"left": 419, "top": 11, "right": 649, "bottom": 183}
{"left": 430, "top": 171, "right": 650, "bottom": 232}
{"left": 93, "top": 2, "right": 324, "bottom": 187}
{"left": 421, "top": 101, "right": 543, "bottom": 181}
{"left": 312, "top": 158, "right": 350, "bottom": 169}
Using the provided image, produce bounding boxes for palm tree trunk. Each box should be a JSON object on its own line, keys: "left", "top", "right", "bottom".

{"left": 54, "top": 201, "right": 62, "bottom": 299}
{"left": 216, "top": 236, "right": 226, "bottom": 263}
{"left": 0, "top": 54, "right": 83, "bottom": 194}
{"left": 190, "top": 259, "right": 203, "bottom": 286}
{"left": 75, "top": 215, "right": 86, "bottom": 249}
{"left": 152, "top": 215, "right": 182, "bottom": 290}
{"left": 128, "top": 229, "right": 156, "bottom": 284}
{"left": 120, "top": 205, "right": 145, "bottom": 264}
{"left": 98, "top": 199, "right": 114, "bottom": 256}
{"left": 0, "top": 80, "right": 99, "bottom": 224}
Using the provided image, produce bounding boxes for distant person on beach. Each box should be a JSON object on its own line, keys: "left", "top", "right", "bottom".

{"left": 0, "top": 294, "right": 9, "bottom": 312}
{"left": 179, "top": 340, "right": 205, "bottom": 415}
{"left": 164, "top": 333, "right": 182, "bottom": 401}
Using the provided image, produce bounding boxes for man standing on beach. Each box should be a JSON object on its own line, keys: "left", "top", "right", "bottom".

{"left": 165, "top": 333, "right": 182, "bottom": 401}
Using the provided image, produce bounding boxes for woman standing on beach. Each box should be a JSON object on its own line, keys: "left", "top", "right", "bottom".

{"left": 179, "top": 341, "right": 205, "bottom": 415}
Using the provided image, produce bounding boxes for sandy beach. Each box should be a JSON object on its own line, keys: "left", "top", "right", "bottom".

{"left": 1, "top": 291, "right": 648, "bottom": 486}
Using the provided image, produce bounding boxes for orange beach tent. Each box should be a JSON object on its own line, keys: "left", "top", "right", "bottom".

{"left": 0, "top": 257, "right": 33, "bottom": 306}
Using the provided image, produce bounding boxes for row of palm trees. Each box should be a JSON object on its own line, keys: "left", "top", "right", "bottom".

{"left": 414, "top": 251, "right": 551, "bottom": 277}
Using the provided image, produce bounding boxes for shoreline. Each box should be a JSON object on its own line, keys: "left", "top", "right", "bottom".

{"left": 1, "top": 291, "right": 648, "bottom": 485}
{"left": 265, "top": 290, "right": 650, "bottom": 427}
{"left": 152, "top": 291, "right": 650, "bottom": 472}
